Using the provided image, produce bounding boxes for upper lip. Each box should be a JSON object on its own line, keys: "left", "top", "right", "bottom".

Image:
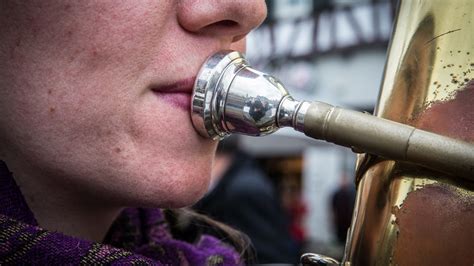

{"left": 151, "top": 76, "right": 196, "bottom": 94}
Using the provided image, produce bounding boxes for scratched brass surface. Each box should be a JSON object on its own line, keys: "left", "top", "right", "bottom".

{"left": 344, "top": 0, "right": 474, "bottom": 265}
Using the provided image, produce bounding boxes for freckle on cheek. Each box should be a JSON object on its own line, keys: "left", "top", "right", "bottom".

{"left": 48, "top": 89, "right": 52, "bottom": 95}
{"left": 114, "top": 147, "right": 121, "bottom": 153}
{"left": 49, "top": 107, "right": 56, "bottom": 113}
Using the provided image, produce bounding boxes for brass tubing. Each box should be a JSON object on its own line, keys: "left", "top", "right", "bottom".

{"left": 303, "top": 101, "right": 474, "bottom": 180}
{"left": 343, "top": 0, "right": 474, "bottom": 264}
{"left": 191, "top": 50, "right": 474, "bottom": 181}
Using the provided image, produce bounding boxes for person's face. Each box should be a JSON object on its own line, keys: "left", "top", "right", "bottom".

{"left": 0, "top": 1, "right": 266, "bottom": 207}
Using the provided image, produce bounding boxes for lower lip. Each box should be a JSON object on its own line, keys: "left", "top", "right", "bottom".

{"left": 153, "top": 91, "right": 191, "bottom": 111}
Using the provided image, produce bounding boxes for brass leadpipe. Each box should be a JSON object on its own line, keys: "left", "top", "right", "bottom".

{"left": 191, "top": 51, "right": 474, "bottom": 181}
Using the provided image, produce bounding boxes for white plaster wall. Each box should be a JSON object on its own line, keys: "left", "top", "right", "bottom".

{"left": 303, "top": 146, "right": 343, "bottom": 242}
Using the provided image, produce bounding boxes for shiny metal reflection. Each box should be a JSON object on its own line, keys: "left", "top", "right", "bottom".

{"left": 300, "top": 253, "right": 340, "bottom": 266}
{"left": 191, "top": 51, "right": 474, "bottom": 181}
{"left": 191, "top": 50, "right": 291, "bottom": 139}
{"left": 345, "top": 0, "right": 474, "bottom": 265}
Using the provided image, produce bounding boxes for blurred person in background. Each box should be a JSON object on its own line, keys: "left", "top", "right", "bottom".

{"left": 331, "top": 174, "right": 356, "bottom": 245}
{"left": 193, "top": 136, "right": 301, "bottom": 264}
{"left": 280, "top": 178, "right": 308, "bottom": 250}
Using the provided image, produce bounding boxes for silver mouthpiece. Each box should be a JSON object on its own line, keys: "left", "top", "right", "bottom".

{"left": 191, "top": 50, "right": 308, "bottom": 140}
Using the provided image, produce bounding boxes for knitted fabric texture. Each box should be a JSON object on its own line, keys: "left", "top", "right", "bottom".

{"left": 0, "top": 161, "right": 241, "bottom": 265}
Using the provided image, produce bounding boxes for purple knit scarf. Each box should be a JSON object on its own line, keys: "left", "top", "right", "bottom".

{"left": 0, "top": 161, "right": 241, "bottom": 265}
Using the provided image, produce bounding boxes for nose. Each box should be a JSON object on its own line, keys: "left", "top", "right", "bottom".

{"left": 177, "top": 0, "right": 267, "bottom": 43}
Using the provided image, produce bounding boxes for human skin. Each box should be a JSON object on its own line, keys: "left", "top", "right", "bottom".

{"left": 0, "top": 1, "right": 266, "bottom": 241}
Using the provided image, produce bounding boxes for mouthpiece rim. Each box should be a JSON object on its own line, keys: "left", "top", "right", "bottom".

{"left": 191, "top": 50, "right": 246, "bottom": 140}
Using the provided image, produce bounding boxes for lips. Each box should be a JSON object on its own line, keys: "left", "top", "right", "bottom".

{"left": 151, "top": 77, "right": 195, "bottom": 111}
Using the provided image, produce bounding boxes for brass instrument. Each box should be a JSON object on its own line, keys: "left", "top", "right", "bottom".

{"left": 345, "top": 0, "right": 473, "bottom": 265}
{"left": 191, "top": 0, "right": 474, "bottom": 264}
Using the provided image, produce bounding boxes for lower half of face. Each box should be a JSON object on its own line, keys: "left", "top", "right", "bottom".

{"left": 0, "top": 42, "right": 219, "bottom": 209}
{"left": 0, "top": 1, "right": 257, "bottom": 209}
{"left": 0, "top": 1, "right": 229, "bottom": 209}
{"left": 0, "top": 76, "right": 217, "bottom": 208}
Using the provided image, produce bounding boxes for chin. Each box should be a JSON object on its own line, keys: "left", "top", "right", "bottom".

{"left": 133, "top": 157, "right": 211, "bottom": 208}
{"left": 164, "top": 189, "right": 208, "bottom": 209}
{"left": 167, "top": 177, "right": 209, "bottom": 208}
{"left": 116, "top": 111, "right": 218, "bottom": 208}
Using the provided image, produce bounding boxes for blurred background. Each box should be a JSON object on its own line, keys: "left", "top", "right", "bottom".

{"left": 194, "top": 0, "right": 398, "bottom": 263}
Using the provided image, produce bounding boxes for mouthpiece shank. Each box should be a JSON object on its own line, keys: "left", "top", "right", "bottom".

{"left": 301, "top": 101, "right": 474, "bottom": 179}
{"left": 191, "top": 51, "right": 474, "bottom": 181}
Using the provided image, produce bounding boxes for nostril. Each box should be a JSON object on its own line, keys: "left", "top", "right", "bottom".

{"left": 214, "top": 19, "right": 239, "bottom": 29}
{"left": 200, "top": 20, "right": 242, "bottom": 37}
{"left": 218, "top": 20, "right": 239, "bottom": 28}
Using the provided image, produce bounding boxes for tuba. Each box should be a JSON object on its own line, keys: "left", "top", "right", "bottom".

{"left": 344, "top": 0, "right": 473, "bottom": 265}
{"left": 191, "top": 0, "right": 474, "bottom": 264}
